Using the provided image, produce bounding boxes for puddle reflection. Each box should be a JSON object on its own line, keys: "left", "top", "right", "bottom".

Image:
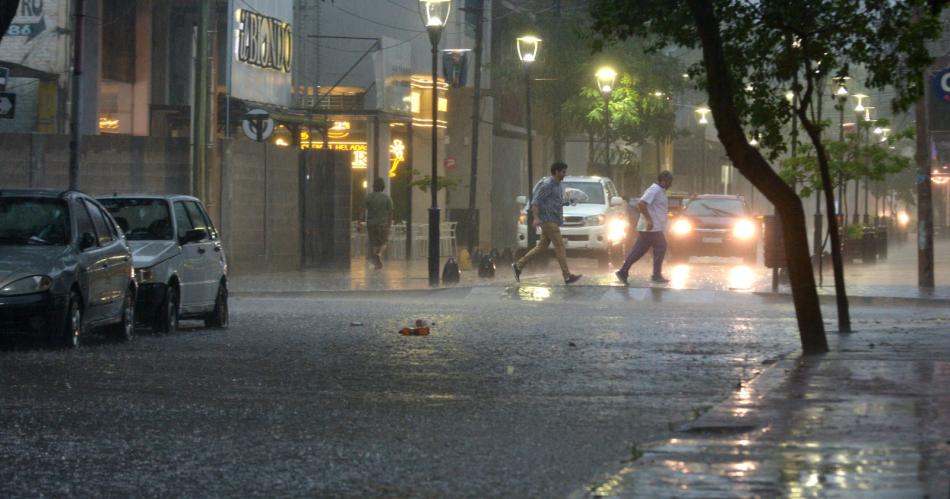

{"left": 670, "top": 264, "right": 690, "bottom": 289}
{"left": 517, "top": 286, "right": 552, "bottom": 302}
{"left": 728, "top": 265, "right": 756, "bottom": 291}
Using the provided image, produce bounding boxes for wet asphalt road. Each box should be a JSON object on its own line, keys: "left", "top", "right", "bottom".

{"left": 2, "top": 290, "right": 946, "bottom": 497}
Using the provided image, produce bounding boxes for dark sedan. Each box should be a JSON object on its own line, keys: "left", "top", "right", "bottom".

{"left": 667, "top": 194, "right": 760, "bottom": 264}
{"left": 0, "top": 189, "right": 136, "bottom": 347}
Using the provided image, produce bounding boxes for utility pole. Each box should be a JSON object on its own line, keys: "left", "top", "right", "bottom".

{"left": 463, "top": 1, "right": 484, "bottom": 254}
{"left": 68, "top": 0, "right": 85, "bottom": 190}
{"left": 192, "top": 0, "right": 211, "bottom": 200}
{"left": 916, "top": 70, "right": 935, "bottom": 289}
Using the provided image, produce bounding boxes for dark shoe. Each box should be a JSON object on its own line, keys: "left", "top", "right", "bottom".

{"left": 564, "top": 273, "right": 583, "bottom": 284}
{"left": 511, "top": 263, "right": 522, "bottom": 282}
{"left": 651, "top": 275, "right": 670, "bottom": 284}
{"left": 615, "top": 271, "right": 629, "bottom": 285}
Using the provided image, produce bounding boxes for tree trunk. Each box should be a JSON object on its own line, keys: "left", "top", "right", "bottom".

{"left": 687, "top": 0, "right": 827, "bottom": 353}
{"left": 798, "top": 114, "right": 852, "bottom": 333}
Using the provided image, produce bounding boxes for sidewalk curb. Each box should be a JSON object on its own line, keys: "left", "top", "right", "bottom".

{"left": 754, "top": 291, "right": 950, "bottom": 307}
{"left": 568, "top": 354, "right": 798, "bottom": 499}
{"left": 232, "top": 286, "right": 476, "bottom": 299}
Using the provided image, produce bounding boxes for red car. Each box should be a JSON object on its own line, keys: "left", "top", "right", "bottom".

{"left": 667, "top": 194, "right": 760, "bottom": 263}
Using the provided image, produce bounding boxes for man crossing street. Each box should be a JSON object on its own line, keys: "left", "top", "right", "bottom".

{"left": 512, "top": 162, "right": 583, "bottom": 285}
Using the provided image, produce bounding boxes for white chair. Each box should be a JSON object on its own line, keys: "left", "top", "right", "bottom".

{"left": 387, "top": 222, "right": 407, "bottom": 260}
{"left": 440, "top": 221, "right": 458, "bottom": 257}
{"left": 413, "top": 223, "right": 429, "bottom": 258}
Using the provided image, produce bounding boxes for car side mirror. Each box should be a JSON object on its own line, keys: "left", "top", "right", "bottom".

{"left": 180, "top": 228, "right": 207, "bottom": 245}
{"left": 610, "top": 196, "right": 624, "bottom": 207}
{"left": 79, "top": 232, "right": 96, "bottom": 251}
{"left": 515, "top": 195, "right": 527, "bottom": 205}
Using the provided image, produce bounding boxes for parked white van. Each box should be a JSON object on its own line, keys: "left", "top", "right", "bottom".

{"left": 516, "top": 176, "right": 628, "bottom": 266}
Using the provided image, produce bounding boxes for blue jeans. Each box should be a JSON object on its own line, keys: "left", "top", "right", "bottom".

{"left": 619, "top": 231, "right": 667, "bottom": 278}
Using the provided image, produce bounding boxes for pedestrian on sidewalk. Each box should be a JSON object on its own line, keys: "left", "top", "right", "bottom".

{"left": 365, "top": 177, "right": 393, "bottom": 269}
{"left": 616, "top": 170, "right": 674, "bottom": 285}
{"left": 511, "top": 162, "right": 583, "bottom": 284}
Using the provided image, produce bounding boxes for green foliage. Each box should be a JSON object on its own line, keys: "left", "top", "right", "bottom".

{"left": 589, "top": 0, "right": 945, "bottom": 162}
{"left": 492, "top": 0, "right": 684, "bottom": 168}
{"left": 410, "top": 171, "right": 460, "bottom": 193}
{"left": 779, "top": 120, "right": 914, "bottom": 197}
{"left": 843, "top": 224, "right": 865, "bottom": 240}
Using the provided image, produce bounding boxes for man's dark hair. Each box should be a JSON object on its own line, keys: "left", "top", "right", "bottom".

{"left": 550, "top": 162, "right": 568, "bottom": 175}
{"left": 373, "top": 177, "right": 385, "bottom": 192}
{"left": 658, "top": 170, "right": 673, "bottom": 183}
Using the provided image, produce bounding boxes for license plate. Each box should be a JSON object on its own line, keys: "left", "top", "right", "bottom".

{"left": 702, "top": 237, "right": 723, "bottom": 243}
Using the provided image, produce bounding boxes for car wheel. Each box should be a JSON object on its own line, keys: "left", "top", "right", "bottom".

{"left": 60, "top": 292, "right": 82, "bottom": 349}
{"left": 154, "top": 286, "right": 179, "bottom": 335}
{"left": 110, "top": 288, "right": 135, "bottom": 342}
{"left": 204, "top": 282, "right": 228, "bottom": 329}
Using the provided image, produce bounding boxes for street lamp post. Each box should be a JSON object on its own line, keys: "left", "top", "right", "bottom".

{"left": 851, "top": 93, "right": 868, "bottom": 224}
{"left": 419, "top": 0, "right": 451, "bottom": 286}
{"left": 595, "top": 66, "right": 617, "bottom": 179}
{"left": 517, "top": 35, "right": 541, "bottom": 249}
{"left": 695, "top": 107, "right": 711, "bottom": 194}
{"left": 859, "top": 106, "right": 875, "bottom": 225}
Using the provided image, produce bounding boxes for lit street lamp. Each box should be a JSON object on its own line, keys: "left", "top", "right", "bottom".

{"left": 847, "top": 93, "right": 868, "bottom": 223}
{"left": 861, "top": 106, "right": 876, "bottom": 225}
{"left": 517, "top": 35, "right": 541, "bottom": 248}
{"left": 695, "top": 106, "right": 711, "bottom": 194}
{"left": 595, "top": 66, "right": 617, "bottom": 178}
{"left": 419, "top": 0, "right": 451, "bottom": 286}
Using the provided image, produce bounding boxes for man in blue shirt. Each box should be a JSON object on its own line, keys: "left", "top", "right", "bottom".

{"left": 512, "top": 162, "right": 583, "bottom": 284}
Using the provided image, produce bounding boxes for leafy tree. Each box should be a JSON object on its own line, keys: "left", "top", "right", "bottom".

{"left": 492, "top": 0, "right": 683, "bottom": 187}
{"left": 590, "top": 0, "right": 946, "bottom": 349}
{"left": 780, "top": 121, "right": 914, "bottom": 200}
{"left": 410, "top": 172, "right": 460, "bottom": 193}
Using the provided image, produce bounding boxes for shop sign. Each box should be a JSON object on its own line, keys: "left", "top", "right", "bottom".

{"left": 228, "top": 0, "right": 292, "bottom": 107}
{"left": 235, "top": 8, "right": 292, "bottom": 73}
{"left": 389, "top": 139, "right": 406, "bottom": 177}
{"left": 6, "top": 0, "right": 46, "bottom": 41}
{"left": 931, "top": 66, "right": 950, "bottom": 132}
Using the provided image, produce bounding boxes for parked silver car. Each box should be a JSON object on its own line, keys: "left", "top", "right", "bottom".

{"left": 0, "top": 189, "right": 136, "bottom": 347}
{"left": 99, "top": 194, "right": 228, "bottom": 334}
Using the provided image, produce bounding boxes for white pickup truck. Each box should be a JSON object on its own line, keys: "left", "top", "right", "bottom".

{"left": 516, "top": 175, "right": 629, "bottom": 267}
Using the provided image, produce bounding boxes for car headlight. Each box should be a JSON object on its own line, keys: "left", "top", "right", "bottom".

{"left": 518, "top": 213, "right": 526, "bottom": 225}
{"left": 0, "top": 275, "right": 53, "bottom": 296}
{"left": 671, "top": 219, "right": 692, "bottom": 236}
{"left": 897, "top": 211, "right": 910, "bottom": 226}
{"left": 585, "top": 215, "right": 605, "bottom": 226}
{"left": 733, "top": 219, "right": 756, "bottom": 239}
{"left": 607, "top": 218, "right": 627, "bottom": 243}
{"left": 136, "top": 267, "right": 156, "bottom": 284}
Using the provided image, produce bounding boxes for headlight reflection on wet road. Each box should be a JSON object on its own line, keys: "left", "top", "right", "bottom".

{"left": 728, "top": 265, "right": 756, "bottom": 291}
{"left": 670, "top": 264, "right": 690, "bottom": 289}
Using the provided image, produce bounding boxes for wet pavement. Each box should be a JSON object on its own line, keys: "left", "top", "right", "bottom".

{"left": 576, "top": 324, "right": 950, "bottom": 498}
{"left": 3, "top": 239, "right": 948, "bottom": 495}
{"left": 230, "top": 238, "right": 950, "bottom": 303}
{"left": 2, "top": 291, "right": 948, "bottom": 496}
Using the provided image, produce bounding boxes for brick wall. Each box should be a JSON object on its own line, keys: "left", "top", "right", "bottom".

{"left": 220, "top": 139, "right": 301, "bottom": 273}
{"left": 0, "top": 133, "right": 189, "bottom": 193}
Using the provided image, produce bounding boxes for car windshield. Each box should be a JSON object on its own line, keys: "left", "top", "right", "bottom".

{"left": 100, "top": 198, "right": 173, "bottom": 240}
{"left": 0, "top": 197, "right": 70, "bottom": 245}
{"left": 559, "top": 182, "right": 605, "bottom": 205}
{"left": 685, "top": 198, "right": 746, "bottom": 217}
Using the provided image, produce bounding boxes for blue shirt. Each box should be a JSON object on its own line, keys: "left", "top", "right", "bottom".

{"left": 532, "top": 177, "right": 564, "bottom": 225}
